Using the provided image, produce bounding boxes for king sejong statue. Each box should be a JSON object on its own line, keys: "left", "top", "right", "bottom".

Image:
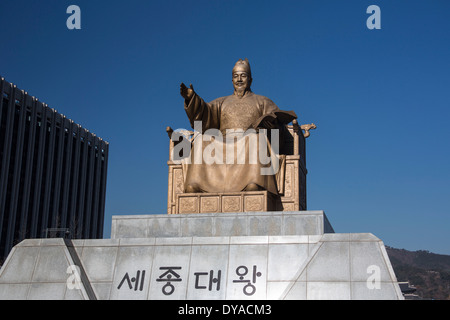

{"left": 178, "top": 58, "right": 297, "bottom": 196}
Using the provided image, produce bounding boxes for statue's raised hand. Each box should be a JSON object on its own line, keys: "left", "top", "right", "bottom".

{"left": 180, "top": 83, "right": 195, "bottom": 101}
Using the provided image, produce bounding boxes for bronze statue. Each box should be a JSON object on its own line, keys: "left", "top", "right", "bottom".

{"left": 179, "top": 58, "right": 297, "bottom": 195}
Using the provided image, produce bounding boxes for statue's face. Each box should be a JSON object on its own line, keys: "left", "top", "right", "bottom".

{"left": 232, "top": 71, "right": 251, "bottom": 93}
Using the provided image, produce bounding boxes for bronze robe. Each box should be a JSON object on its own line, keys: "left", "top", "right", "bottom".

{"left": 183, "top": 91, "right": 286, "bottom": 195}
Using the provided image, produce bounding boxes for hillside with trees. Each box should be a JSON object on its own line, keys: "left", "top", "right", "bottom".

{"left": 386, "top": 246, "right": 450, "bottom": 300}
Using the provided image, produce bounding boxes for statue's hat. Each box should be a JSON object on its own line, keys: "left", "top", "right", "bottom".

{"left": 232, "top": 58, "right": 252, "bottom": 77}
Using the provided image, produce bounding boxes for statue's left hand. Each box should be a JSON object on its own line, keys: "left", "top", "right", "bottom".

{"left": 180, "top": 83, "right": 195, "bottom": 101}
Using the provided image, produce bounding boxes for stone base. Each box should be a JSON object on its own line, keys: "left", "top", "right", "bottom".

{"left": 0, "top": 211, "right": 404, "bottom": 300}
{"left": 111, "top": 210, "right": 334, "bottom": 238}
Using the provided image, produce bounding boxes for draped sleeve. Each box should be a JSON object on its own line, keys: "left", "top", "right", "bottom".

{"left": 184, "top": 94, "right": 224, "bottom": 133}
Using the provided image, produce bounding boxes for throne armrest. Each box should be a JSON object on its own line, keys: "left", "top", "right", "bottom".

{"left": 167, "top": 126, "right": 195, "bottom": 164}
{"left": 300, "top": 123, "right": 317, "bottom": 138}
{"left": 166, "top": 126, "right": 174, "bottom": 139}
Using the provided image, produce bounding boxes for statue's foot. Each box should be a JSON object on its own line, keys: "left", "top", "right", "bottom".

{"left": 244, "top": 183, "right": 262, "bottom": 192}
{"left": 185, "top": 184, "right": 202, "bottom": 193}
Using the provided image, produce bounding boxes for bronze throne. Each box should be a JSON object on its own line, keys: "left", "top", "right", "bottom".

{"left": 166, "top": 121, "right": 315, "bottom": 214}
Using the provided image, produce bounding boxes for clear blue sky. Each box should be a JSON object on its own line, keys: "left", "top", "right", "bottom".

{"left": 1, "top": 0, "right": 449, "bottom": 254}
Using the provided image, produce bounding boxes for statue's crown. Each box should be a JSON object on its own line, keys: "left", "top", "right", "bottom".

{"left": 233, "top": 58, "right": 252, "bottom": 77}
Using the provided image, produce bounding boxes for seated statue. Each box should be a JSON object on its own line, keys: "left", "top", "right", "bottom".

{"left": 178, "top": 58, "right": 297, "bottom": 196}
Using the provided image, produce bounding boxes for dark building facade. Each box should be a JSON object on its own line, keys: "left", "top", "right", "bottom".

{"left": 0, "top": 77, "right": 109, "bottom": 263}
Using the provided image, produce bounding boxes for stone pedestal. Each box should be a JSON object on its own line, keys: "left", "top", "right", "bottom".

{"left": 111, "top": 210, "right": 334, "bottom": 238}
{"left": 0, "top": 210, "right": 404, "bottom": 300}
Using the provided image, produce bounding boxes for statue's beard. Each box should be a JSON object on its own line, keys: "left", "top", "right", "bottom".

{"left": 234, "top": 85, "right": 250, "bottom": 97}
